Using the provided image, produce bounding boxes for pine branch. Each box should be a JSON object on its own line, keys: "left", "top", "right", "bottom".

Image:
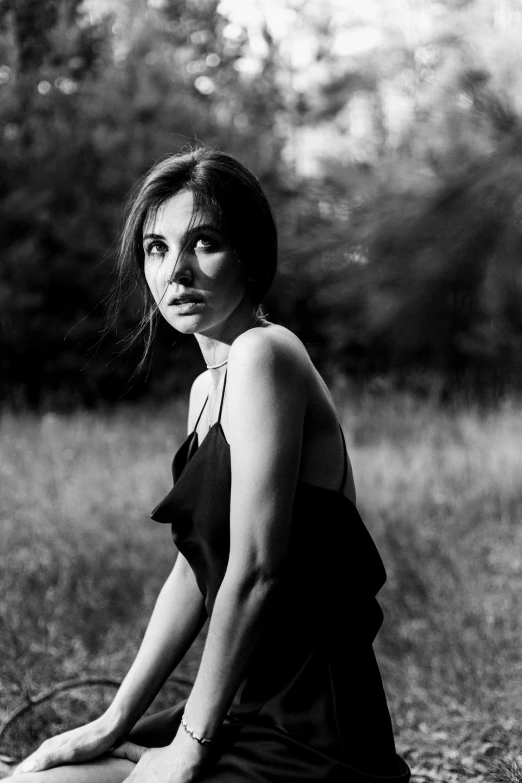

{"left": 0, "top": 677, "right": 121, "bottom": 745}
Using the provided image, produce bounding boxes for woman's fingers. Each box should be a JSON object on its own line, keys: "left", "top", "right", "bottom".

{"left": 109, "top": 742, "right": 150, "bottom": 764}
{"left": 17, "top": 747, "right": 63, "bottom": 774}
{"left": 16, "top": 738, "right": 146, "bottom": 774}
{"left": 14, "top": 721, "right": 118, "bottom": 775}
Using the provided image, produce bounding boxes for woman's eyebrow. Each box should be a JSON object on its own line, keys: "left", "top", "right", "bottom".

{"left": 187, "top": 222, "right": 221, "bottom": 234}
{"left": 143, "top": 232, "right": 165, "bottom": 242}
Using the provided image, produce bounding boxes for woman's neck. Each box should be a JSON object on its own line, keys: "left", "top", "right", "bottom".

{"left": 195, "top": 306, "right": 268, "bottom": 375}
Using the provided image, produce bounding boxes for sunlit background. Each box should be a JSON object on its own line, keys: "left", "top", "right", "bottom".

{"left": 1, "top": 1, "right": 522, "bottom": 781}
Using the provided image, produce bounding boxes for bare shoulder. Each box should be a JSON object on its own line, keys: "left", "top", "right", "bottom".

{"left": 225, "top": 325, "right": 310, "bottom": 438}
{"left": 228, "top": 324, "right": 309, "bottom": 375}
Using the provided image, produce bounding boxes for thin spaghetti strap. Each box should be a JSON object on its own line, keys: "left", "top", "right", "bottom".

{"left": 217, "top": 370, "right": 227, "bottom": 423}
{"left": 193, "top": 395, "right": 209, "bottom": 432}
{"left": 338, "top": 424, "right": 348, "bottom": 493}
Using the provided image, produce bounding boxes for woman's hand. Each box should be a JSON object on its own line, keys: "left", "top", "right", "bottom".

{"left": 15, "top": 716, "right": 120, "bottom": 774}
{"left": 111, "top": 726, "right": 210, "bottom": 783}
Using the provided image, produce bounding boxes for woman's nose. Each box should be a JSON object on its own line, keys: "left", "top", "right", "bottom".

{"left": 167, "top": 253, "right": 193, "bottom": 286}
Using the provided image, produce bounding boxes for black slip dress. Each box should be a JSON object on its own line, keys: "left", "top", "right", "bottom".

{"left": 128, "top": 371, "right": 411, "bottom": 782}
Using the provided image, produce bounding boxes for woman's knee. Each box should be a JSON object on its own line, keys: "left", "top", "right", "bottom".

{"left": 5, "top": 757, "right": 135, "bottom": 783}
{"left": 6, "top": 772, "right": 65, "bottom": 783}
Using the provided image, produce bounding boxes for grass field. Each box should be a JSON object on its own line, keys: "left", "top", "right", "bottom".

{"left": 1, "top": 391, "right": 522, "bottom": 781}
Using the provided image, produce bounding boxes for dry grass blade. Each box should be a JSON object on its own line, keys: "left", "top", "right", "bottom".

{"left": 487, "top": 759, "right": 522, "bottom": 783}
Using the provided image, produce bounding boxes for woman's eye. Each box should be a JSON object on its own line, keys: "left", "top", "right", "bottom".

{"left": 194, "top": 236, "right": 216, "bottom": 251}
{"left": 145, "top": 241, "right": 167, "bottom": 256}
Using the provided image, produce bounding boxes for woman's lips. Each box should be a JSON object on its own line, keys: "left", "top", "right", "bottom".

{"left": 168, "top": 291, "right": 204, "bottom": 304}
{"left": 169, "top": 298, "right": 205, "bottom": 313}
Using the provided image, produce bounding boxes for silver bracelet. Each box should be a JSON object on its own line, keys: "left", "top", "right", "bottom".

{"left": 181, "top": 714, "right": 214, "bottom": 746}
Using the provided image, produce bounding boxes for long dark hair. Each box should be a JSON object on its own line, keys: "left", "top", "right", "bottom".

{"left": 107, "top": 146, "right": 278, "bottom": 373}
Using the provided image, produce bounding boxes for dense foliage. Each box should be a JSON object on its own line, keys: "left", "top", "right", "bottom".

{"left": 1, "top": 0, "right": 522, "bottom": 406}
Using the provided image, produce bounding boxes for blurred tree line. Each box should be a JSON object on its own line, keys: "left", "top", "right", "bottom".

{"left": 1, "top": 0, "right": 522, "bottom": 408}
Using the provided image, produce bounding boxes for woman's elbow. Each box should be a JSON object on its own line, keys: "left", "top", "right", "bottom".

{"left": 225, "top": 560, "right": 285, "bottom": 601}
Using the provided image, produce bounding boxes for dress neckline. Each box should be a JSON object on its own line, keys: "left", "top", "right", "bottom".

{"left": 182, "top": 419, "right": 353, "bottom": 504}
{"left": 192, "top": 368, "right": 227, "bottom": 435}
{"left": 188, "top": 365, "right": 350, "bottom": 499}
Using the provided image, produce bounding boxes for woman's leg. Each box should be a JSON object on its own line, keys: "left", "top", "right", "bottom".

{"left": 6, "top": 757, "right": 135, "bottom": 783}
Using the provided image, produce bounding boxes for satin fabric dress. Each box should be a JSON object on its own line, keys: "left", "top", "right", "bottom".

{"left": 128, "top": 373, "right": 411, "bottom": 782}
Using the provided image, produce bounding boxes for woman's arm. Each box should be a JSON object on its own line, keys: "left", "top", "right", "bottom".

{"left": 181, "top": 328, "right": 306, "bottom": 738}
{"left": 114, "top": 329, "right": 307, "bottom": 781}
{"left": 103, "top": 372, "right": 211, "bottom": 737}
{"left": 15, "top": 380, "right": 210, "bottom": 775}
{"left": 103, "top": 550, "right": 207, "bottom": 739}
{"left": 16, "top": 553, "right": 206, "bottom": 774}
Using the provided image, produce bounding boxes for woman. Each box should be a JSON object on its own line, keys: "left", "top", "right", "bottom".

{"left": 11, "top": 149, "right": 410, "bottom": 782}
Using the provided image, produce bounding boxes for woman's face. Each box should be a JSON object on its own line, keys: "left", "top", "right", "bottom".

{"left": 142, "top": 189, "right": 249, "bottom": 336}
